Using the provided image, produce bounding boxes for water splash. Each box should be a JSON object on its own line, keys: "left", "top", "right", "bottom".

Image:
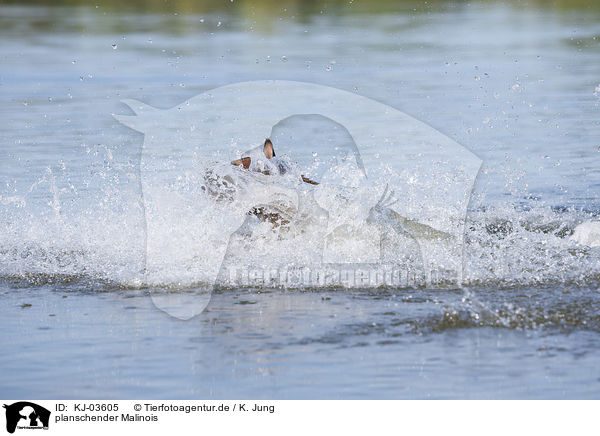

{"left": 1, "top": 154, "right": 598, "bottom": 290}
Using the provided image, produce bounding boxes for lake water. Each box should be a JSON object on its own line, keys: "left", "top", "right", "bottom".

{"left": 1, "top": 0, "right": 600, "bottom": 399}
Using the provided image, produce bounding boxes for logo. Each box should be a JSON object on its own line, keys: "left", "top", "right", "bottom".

{"left": 115, "top": 80, "right": 481, "bottom": 319}
{"left": 3, "top": 402, "right": 50, "bottom": 433}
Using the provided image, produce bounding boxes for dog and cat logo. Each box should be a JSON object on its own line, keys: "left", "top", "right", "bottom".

{"left": 3, "top": 402, "right": 50, "bottom": 433}
{"left": 115, "top": 80, "right": 482, "bottom": 320}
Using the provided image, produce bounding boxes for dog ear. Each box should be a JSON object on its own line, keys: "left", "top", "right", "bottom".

{"left": 263, "top": 139, "right": 275, "bottom": 159}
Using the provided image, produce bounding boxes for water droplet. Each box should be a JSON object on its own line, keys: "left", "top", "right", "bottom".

{"left": 112, "top": 43, "right": 118, "bottom": 49}
{"left": 199, "top": 18, "right": 204, "bottom": 23}
{"left": 325, "top": 65, "right": 332, "bottom": 71}
{"left": 217, "top": 21, "right": 222, "bottom": 27}
{"left": 71, "top": 60, "right": 76, "bottom": 64}
{"left": 281, "top": 55, "right": 287, "bottom": 62}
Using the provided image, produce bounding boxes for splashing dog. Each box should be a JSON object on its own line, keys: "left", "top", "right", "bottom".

{"left": 231, "top": 138, "right": 318, "bottom": 185}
